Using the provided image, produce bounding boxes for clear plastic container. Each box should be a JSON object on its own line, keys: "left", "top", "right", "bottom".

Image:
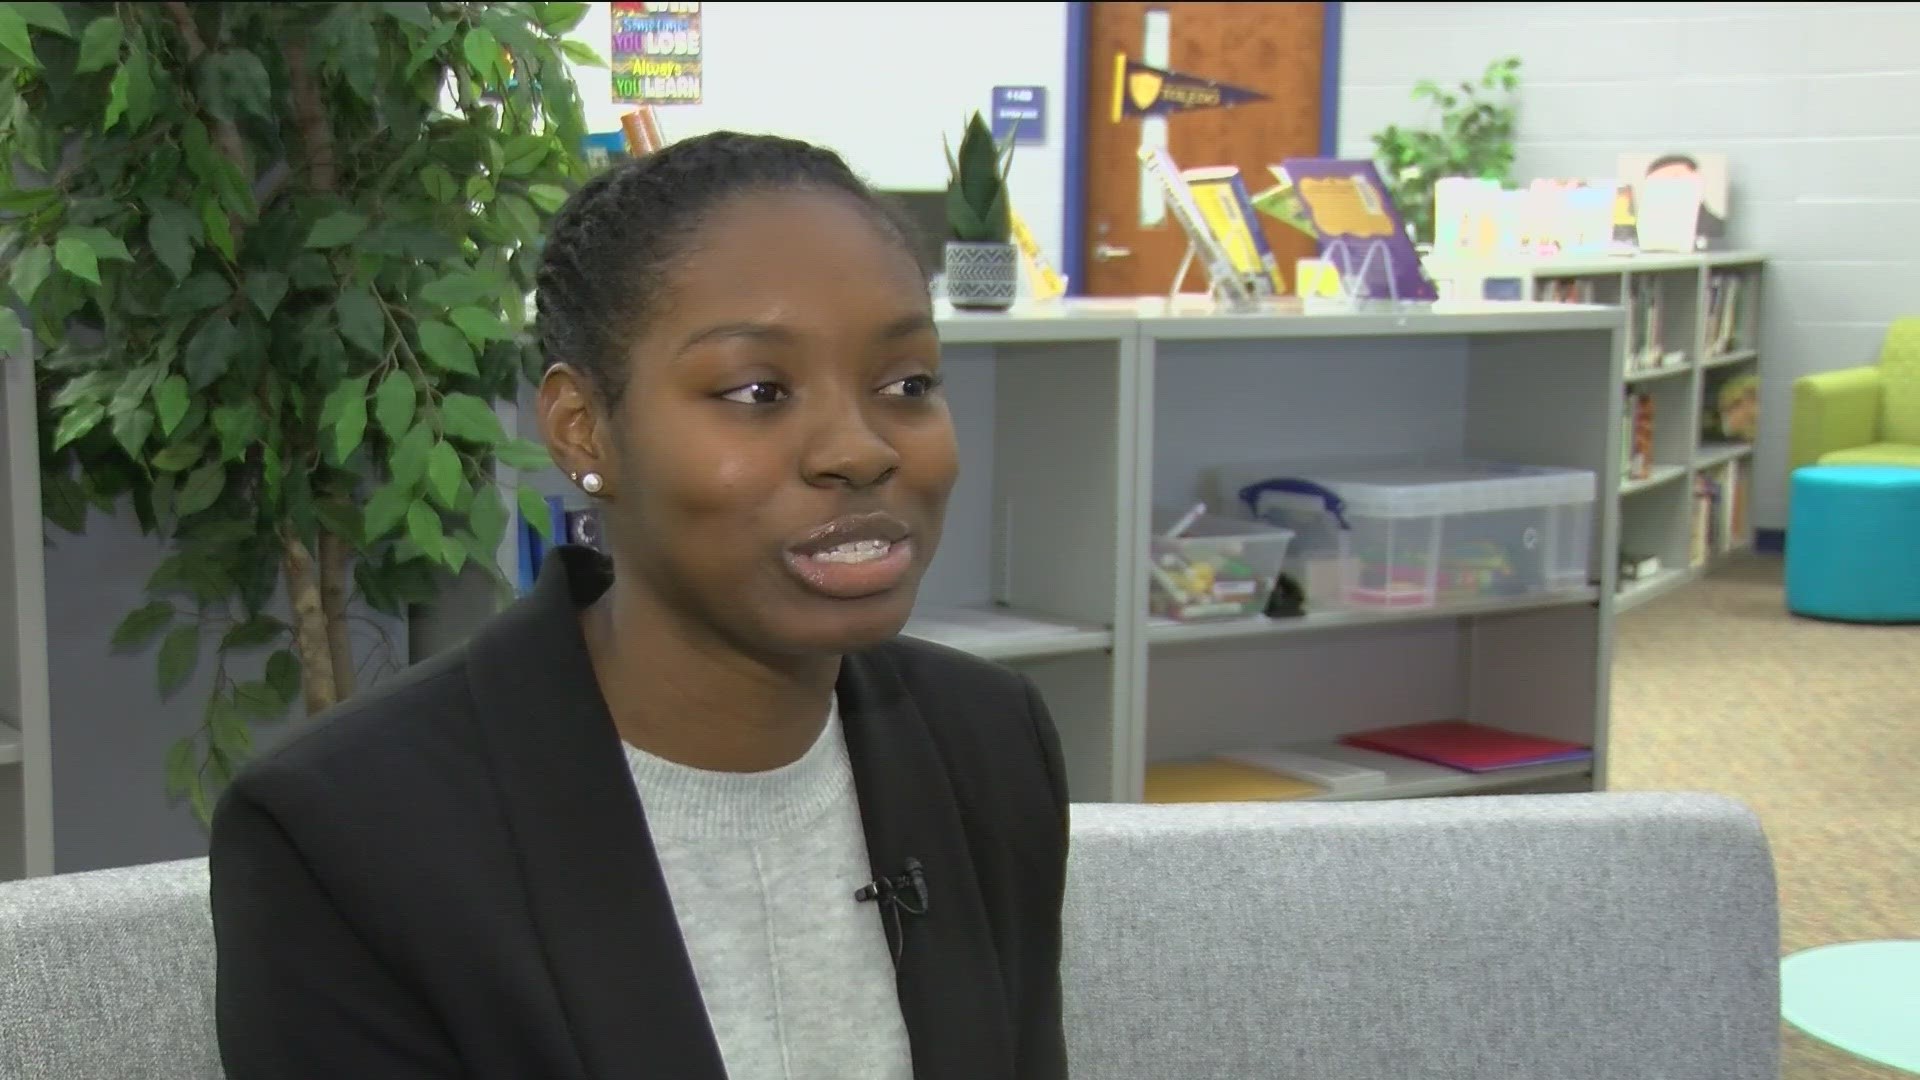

{"left": 1223, "top": 461, "right": 1597, "bottom": 611}
{"left": 1148, "top": 509, "right": 1295, "bottom": 622}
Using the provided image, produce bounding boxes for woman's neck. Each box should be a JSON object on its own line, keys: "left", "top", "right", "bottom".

{"left": 581, "top": 577, "right": 840, "bottom": 774}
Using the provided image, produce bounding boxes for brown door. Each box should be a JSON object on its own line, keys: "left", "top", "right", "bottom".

{"left": 1082, "top": 2, "right": 1325, "bottom": 297}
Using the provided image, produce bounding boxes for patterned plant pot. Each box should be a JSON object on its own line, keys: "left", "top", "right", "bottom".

{"left": 943, "top": 241, "right": 1019, "bottom": 311}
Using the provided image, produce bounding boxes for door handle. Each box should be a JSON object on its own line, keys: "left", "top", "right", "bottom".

{"left": 1092, "top": 243, "right": 1133, "bottom": 261}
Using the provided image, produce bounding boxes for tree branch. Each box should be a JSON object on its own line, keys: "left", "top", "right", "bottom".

{"left": 164, "top": 1, "right": 253, "bottom": 230}
{"left": 284, "top": 40, "right": 337, "bottom": 193}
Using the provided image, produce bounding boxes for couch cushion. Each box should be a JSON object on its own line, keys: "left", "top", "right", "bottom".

{"left": 1820, "top": 442, "right": 1920, "bottom": 468}
{"left": 1061, "top": 792, "right": 1780, "bottom": 1080}
{"left": 0, "top": 858, "right": 220, "bottom": 1080}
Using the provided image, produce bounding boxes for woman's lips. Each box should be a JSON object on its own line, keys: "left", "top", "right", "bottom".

{"left": 784, "top": 536, "right": 916, "bottom": 599}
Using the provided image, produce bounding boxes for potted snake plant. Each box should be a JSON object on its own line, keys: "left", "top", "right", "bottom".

{"left": 942, "top": 111, "right": 1019, "bottom": 311}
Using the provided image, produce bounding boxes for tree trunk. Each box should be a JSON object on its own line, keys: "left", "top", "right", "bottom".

{"left": 319, "top": 531, "right": 356, "bottom": 700}
{"left": 283, "top": 534, "right": 339, "bottom": 716}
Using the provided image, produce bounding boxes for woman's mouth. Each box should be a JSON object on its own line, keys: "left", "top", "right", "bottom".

{"left": 784, "top": 514, "right": 916, "bottom": 599}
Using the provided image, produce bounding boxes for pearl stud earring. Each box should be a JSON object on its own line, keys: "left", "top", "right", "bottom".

{"left": 578, "top": 471, "right": 605, "bottom": 495}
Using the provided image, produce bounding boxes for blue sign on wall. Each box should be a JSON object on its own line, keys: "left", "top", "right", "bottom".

{"left": 990, "top": 86, "right": 1047, "bottom": 145}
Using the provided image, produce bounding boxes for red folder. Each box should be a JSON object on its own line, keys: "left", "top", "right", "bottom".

{"left": 1341, "top": 721, "right": 1592, "bottom": 774}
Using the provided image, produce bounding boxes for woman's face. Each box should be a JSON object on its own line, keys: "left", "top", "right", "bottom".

{"left": 564, "top": 186, "right": 956, "bottom": 656}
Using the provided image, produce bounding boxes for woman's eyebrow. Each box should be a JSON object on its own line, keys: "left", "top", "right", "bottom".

{"left": 675, "top": 313, "right": 936, "bottom": 358}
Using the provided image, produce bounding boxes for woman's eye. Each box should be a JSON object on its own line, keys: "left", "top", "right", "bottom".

{"left": 719, "top": 382, "right": 789, "bottom": 405}
{"left": 880, "top": 373, "right": 943, "bottom": 398}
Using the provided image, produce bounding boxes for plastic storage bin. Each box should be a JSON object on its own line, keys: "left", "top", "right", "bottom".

{"left": 1148, "top": 509, "right": 1295, "bottom": 622}
{"left": 1228, "top": 461, "right": 1597, "bottom": 611}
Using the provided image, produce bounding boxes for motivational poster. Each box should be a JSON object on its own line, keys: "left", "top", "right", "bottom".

{"left": 611, "top": 2, "right": 703, "bottom": 105}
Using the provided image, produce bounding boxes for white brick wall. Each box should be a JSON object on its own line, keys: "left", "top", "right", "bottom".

{"left": 1339, "top": 1, "right": 1920, "bottom": 528}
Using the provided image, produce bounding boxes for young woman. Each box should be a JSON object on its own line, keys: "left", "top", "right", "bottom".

{"left": 207, "top": 132, "right": 1071, "bottom": 1080}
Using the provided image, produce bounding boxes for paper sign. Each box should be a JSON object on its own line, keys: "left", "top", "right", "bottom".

{"left": 612, "top": 2, "right": 703, "bottom": 105}
{"left": 990, "top": 86, "right": 1047, "bottom": 145}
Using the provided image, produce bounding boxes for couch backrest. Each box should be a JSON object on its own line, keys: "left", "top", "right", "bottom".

{"left": 1880, "top": 316, "right": 1920, "bottom": 443}
{"left": 0, "top": 792, "right": 1780, "bottom": 1080}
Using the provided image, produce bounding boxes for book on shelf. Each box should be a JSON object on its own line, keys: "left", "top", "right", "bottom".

{"left": 1144, "top": 759, "right": 1325, "bottom": 803}
{"left": 1138, "top": 147, "right": 1254, "bottom": 304}
{"left": 1705, "top": 270, "right": 1745, "bottom": 355}
{"left": 1622, "top": 390, "right": 1655, "bottom": 481}
{"left": 1535, "top": 278, "right": 1598, "bottom": 304}
{"left": 1691, "top": 472, "right": 1722, "bottom": 567}
{"left": 1275, "top": 157, "right": 1438, "bottom": 302}
{"left": 1340, "top": 720, "right": 1593, "bottom": 774}
{"left": 1215, "top": 745, "right": 1394, "bottom": 796}
{"left": 1180, "top": 165, "right": 1285, "bottom": 297}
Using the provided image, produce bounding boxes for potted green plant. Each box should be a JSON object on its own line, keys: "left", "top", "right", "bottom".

{"left": 1370, "top": 56, "right": 1522, "bottom": 247}
{"left": 0, "top": 1, "right": 599, "bottom": 823}
{"left": 942, "top": 111, "right": 1018, "bottom": 311}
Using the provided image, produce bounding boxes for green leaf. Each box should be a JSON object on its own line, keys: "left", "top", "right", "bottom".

{"left": 496, "top": 193, "right": 541, "bottom": 242}
{"left": 175, "top": 462, "right": 227, "bottom": 518}
{"left": 209, "top": 693, "right": 250, "bottom": 762}
{"left": 420, "top": 166, "right": 458, "bottom": 203}
{"left": 558, "top": 39, "right": 604, "bottom": 68}
{"left": 334, "top": 286, "right": 385, "bottom": 357}
{"left": 158, "top": 625, "right": 200, "bottom": 694}
{"left": 75, "top": 16, "right": 122, "bottom": 72}
{"left": 16, "top": 3, "right": 71, "bottom": 35}
{"left": 199, "top": 195, "right": 235, "bottom": 261}
{"left": 495, "top": 437, "right": 552, "bottom": 470}
{"left": 222, "top": 615, "right": 286, "bottom": 651}
{"left": 527, "top": 183, "right": 569, "bottom": 214}
{"left": 420, "top": 271, "right": 499, "bottom": 307}
{"left": 265, "top": 649, "right": 300, "bottom": 701}
{"left": 449, "top": 306, "right": 511, "bottom": 345}
{"left": 244, "top": 270, "right": 289, "bottom": 318}
{"left": 168, "top": 270, "right": 232, "bottom": 314}
{"left": 319, "top": 374, "right": 371, "bottom": 461}
{"left": 0, "top": 5, "right": 39, "bottom": 67}
{"left": 9, "top": 243, "right": 51, "bottom": 303}
{"left": 502, "top": 135, "right": 549, "bottom": 176}
{"left": 166, "top": 738, "right": 195, "bottom": 798}
{"left": 110, "top": 363, "right": 163, "bottom": 416}
{"left": 517, "top": 485, "right": 552, "bottom": 539}
{"left": 469, "top": 484, "right": 509, "bottom": 556}
{"left": 537, "top": 2, "right": 592, "bottom": 32}
{"left": 440, "top": 392, "right": 504, "bottom": 444}
{"left": 66, "top": 226, "right": 133, "bottom": 263}
{"left": 464, "top": 175, "right": 495, "bottom": 205}
{"left": 374, "top": 372, "right": 416, "bottom": 439}
{"left": 461, "top": 26, "right": 502, "bottom": 80}
{"left": 55, "top": 236, "right": 99, "bottom": 285}
{"left": 147, "top": 201, "right": 200, "bottom": 282}
{"left": 362, "top": 481, "right": 413, "bottom": 541}
{"left": 417, "top": 319, "right": 477, "bottom": 375}
{"left": 406, "top": 500, "right": 445, "bottom": 560}
{"left": 150, "top": 441, "right": 202, "bottom": 472}
{"left": 202, "top": 49, "right": 272, "bottom": 122}
{"left": 184, "top": 315, "right": 239, "bottom": 389}
{"left": 154, "top": 375, "right": 191, "bottom": 436}
{"left": 305, "top": 211, "right": 370, "bottom": 249}
{"left": 379, "top": 2, "right": 434, "bottom": 29}
{"left": 427, "top": 440, "right": 464, "bottom": 508}
{"left": 122, "top": 42, "right": 154, "bottom": 129}
{"left": 390, "top": 422, "right": 435, "bottom": 488}
{"left": 41, "top": 471, "right": 86, "bottom": 532}
{"left": 52, "top": 400, "right": 106, "bottom": 450}
{"left": 112, "top": 601, "right": 175, "bottom": 650}
{"left": 212, "top": 405, "right": 261, "bottom": 462}
{"left": 234, "top": 680, "right": 287, "bottom": 721}
{"left": 0, "top": 308, "right": 19, "bottom": 356}
{"left": 112, "top": 408, "right": 154, "bottom": 458}
{"left": 405, "top": 20, "right": 457, "bottom": 76}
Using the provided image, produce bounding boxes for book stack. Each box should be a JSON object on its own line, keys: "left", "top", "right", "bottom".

{"left": 1622, "top": 391, "right": 1655, "bottom": 481}
{"left": 1340, "top": 720, "right": 1593, "bottom": 774}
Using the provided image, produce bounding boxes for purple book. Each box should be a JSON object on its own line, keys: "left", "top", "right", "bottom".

{"left": 1278, "top": 158, "right": 1438, "bottom": 302}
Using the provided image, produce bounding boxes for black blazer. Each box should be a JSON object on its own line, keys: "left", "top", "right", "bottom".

{"left": 208, "top": 545, "right": 1070, "bottom": 1080}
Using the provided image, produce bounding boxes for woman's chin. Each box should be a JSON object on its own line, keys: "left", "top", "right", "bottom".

{"left": 765, "top": 592, "right": 919, "bottom": 654}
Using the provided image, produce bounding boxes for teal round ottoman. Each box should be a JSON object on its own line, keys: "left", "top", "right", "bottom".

{"left": 1786, "top": 465, "right": 1920, "bottom": 623}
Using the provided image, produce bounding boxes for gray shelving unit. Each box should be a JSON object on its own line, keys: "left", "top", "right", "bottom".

{"left": 447, "top": 297, "right": 1627, "bottom": 805}
{"left": 2, "top": 334, "right": 53, "bottom": 880}
{"left": 1426, "top": 252, "right": 1767, "bottom": 612}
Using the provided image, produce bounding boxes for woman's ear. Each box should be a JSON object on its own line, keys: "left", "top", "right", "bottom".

{"left": 537, "top": 363, "right": 613, "bottom": 496}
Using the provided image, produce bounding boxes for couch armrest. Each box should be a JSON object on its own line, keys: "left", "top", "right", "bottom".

{"left": 1792, "top": 366, "right": 1883, "bottom": 470}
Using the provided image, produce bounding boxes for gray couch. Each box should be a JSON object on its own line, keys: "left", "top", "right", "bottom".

{"left": 0, "top": 791, "right": 1781, "bottom": 1079}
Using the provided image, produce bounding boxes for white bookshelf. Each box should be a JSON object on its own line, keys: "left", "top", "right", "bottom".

{"left": 451, "top": 297, "right": 1626, "bottom": 805}
{"left": 1425, "top": 252, "right": 1766, "bottom": 612}
{"left": 2, "top": 332, "right": 53, "bottom": 880}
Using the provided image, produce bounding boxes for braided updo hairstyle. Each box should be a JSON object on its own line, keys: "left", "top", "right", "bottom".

{"left": 535, "top": 131, "right": 926, "bottom": 407}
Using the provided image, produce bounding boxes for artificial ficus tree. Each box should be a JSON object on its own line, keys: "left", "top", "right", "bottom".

{"left": 0, "top": 1, "right": 601, "bottom": 822}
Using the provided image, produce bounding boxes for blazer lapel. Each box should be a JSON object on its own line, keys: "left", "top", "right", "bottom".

{"left": 837, "top": 650, "right": 1017, "bottom": 1080}
{"left": 463, "top": 547, "right": 727, "bottom": 1080}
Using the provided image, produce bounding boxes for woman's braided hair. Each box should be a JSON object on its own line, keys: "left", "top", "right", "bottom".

{"left": 535, "top": 131, "right": 925, "bottom": 406}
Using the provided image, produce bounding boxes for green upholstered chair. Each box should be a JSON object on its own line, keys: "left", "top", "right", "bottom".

{"left": 1790, "top": 317, "right": 1920, "bottom": 470}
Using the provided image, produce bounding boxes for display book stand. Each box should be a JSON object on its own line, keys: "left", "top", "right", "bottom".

{"left": 439, "top": 296, "right": 1630, "bottom": 808}
{"left": 1, "top": 329, "right": 52, "bottom": 881}
{"left": 1422, "top": 249, "right": 1767, "bottom": 613}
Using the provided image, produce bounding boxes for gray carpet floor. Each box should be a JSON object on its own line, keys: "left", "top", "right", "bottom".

{"left": 1609, "top": 554, "right": 1920, "bottom": 1079}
